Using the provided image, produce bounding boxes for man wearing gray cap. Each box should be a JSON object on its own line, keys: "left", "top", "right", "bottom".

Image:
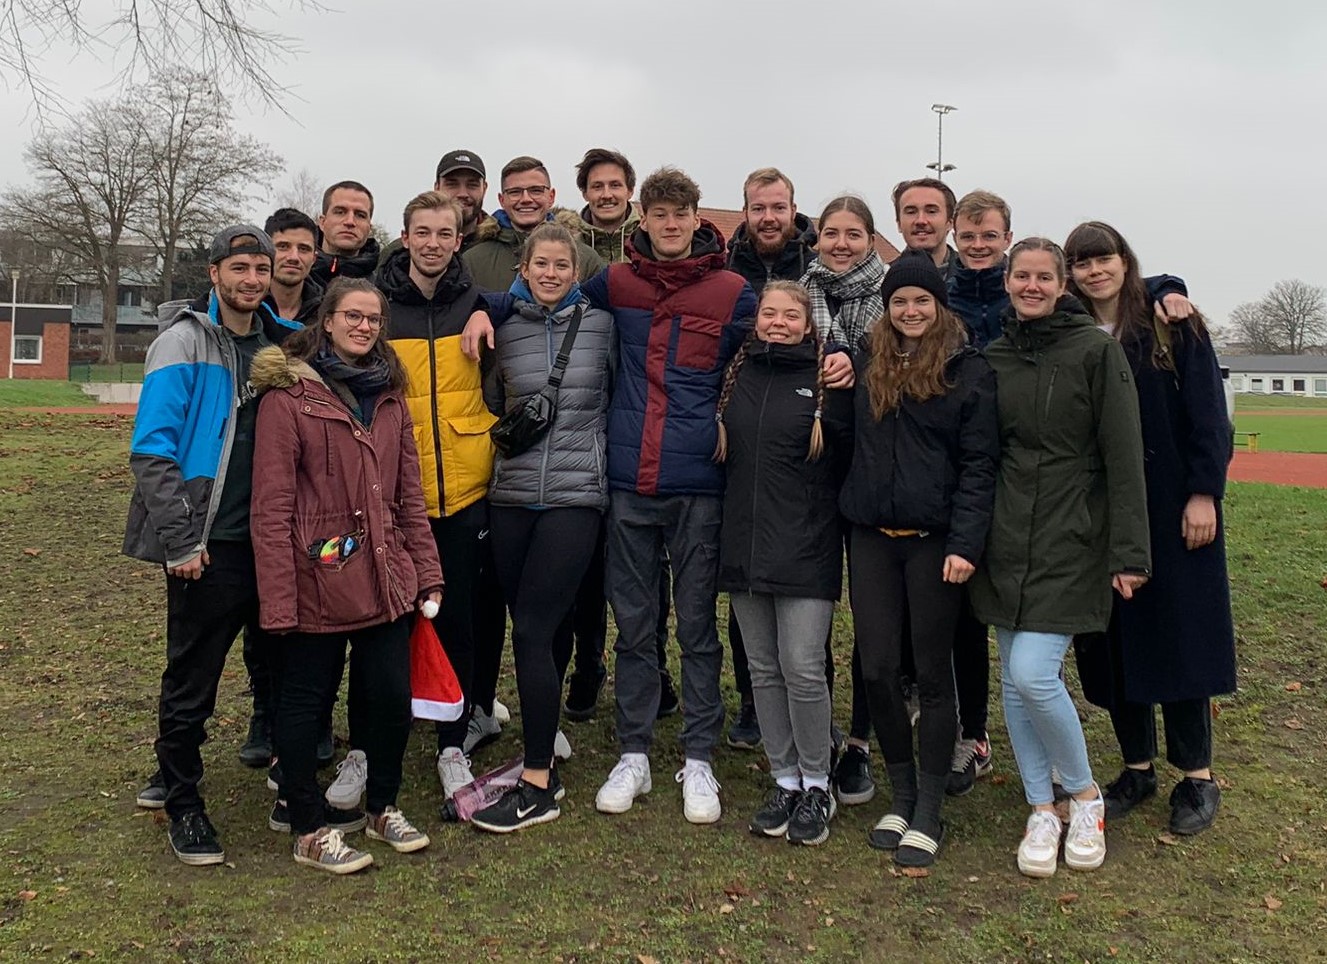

{"left": 124, "top": 225, "right": 302, "bottom": 866}
{"left": 435, "top": 149, "right": 489, "bottom": 251}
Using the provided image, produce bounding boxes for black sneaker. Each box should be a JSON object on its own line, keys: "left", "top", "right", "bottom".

{"left": 316, "top": 726, "right": 335, "bottom": 768}
{"left": 169, "top": 809, "right": 224, "bottom": 866}
{"left": 1169, "top": 777, "right": 1220, "bottom": 835}
{"left": 239, "top": 714, "right": 272, "bottom": 769}
{"left": 266, "top": 759, "right": 284, "bottom": 792}
{"left": 787, "top": 786, "right": 836, "bottom": 846}
{"left": 471, "top": 779, "right": 561, "bottom": 833}
{"left": 564, "top": 664, "right": 607, "bottom": 722}
{"left": 549, "top": 766, "right": 567, "bottom": 802}
{"left": 833, "top": 745, "right": 876, "bottom": 805}
{"left": 1103, "top": 766, "right": 1157, "bottom": 820}
{"left": 946, "top": 735, "right": 992, "bottom": 797}
{"left": 726, "top": 700, "right": 761, "bottom": 749}
{"left": 136, "top": 770, "right": 167, "bottom": 809}
{"left": 269, "top": 799, "right": 367, "bottom": 833}
{"left": 657, "top": 672, "right": 680, "bottom": 719}
{"left": 749, "top": 786, "right": 802, "bottom": 838}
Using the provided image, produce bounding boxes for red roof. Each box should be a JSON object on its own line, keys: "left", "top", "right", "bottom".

{"left": 698, "top": 207, "right": 901, "bottom": 264}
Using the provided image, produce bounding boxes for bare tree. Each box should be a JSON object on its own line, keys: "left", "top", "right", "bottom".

{"left": 140, "top": 70, "right": 283, "bottom": 302}
{"left": 1, "top": 98, "right": 153, "bottom": 362}
{"left": 1228, "top": 301, "right": 1280, "bottom": 354}
{"left": 277, "top": 167, "right": 325, "bottom": 218}
{"left": 1260, "top": 279, "right": 1327, "bottom": 354}
{"left": 0, "top": 1, "right": 318, "bottom": 113}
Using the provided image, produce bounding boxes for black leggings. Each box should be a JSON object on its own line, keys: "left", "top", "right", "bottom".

{"left": 490, "top": 505, "right": 602, "bottom": 770}
{"left": 953, "top": 592, "right": 990, "bottom": 740}
{"left": 849, "top": 527, "right": 961, "bottom": 777}
{"left": 430, "top": 499, "right": 487, "bottom": 751}
{"left": 276, "top": 616, "right": 412, "bottom": 835}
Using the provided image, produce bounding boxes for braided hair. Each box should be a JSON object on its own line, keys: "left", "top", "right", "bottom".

{"left": 714, "top": 280, "right": 827, "bottom": 463}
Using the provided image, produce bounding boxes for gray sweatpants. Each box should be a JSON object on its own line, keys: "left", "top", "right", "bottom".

{"left": 729, "top": 592, "right": 835, "bottom": 783}
{"left": 605, "top": 491, "right": 724, "bottom": 762}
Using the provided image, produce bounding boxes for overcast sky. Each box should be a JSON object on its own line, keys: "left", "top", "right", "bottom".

{"left": 0, "top": 0, "right": 1322, "bottom": 329}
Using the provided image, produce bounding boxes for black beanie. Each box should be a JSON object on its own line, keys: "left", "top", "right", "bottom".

{"left": 881, "top": 249, "right": 949, "bottom": 307}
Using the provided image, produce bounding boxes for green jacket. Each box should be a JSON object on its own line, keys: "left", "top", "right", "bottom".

{"left": 969, "top": 302, "right": 1151, "bottom": 635}
{"left": 461, "top": 208, "right": 605, "bottom": 293}
{"left": 578, "top": 204, "right": 642, "bottom": 264}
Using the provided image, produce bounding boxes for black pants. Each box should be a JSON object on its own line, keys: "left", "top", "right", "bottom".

{"left": 276, "top": 616, "right": 412, "bottom": 834}
{"left": 1111, "top": 697, "right": 1212, "bottom": 772}
{"left": 849, "top": 528, "right": 960, "bottom": 777}
{"left": 430, "top": 499, "right": 487, "bottom": 751}
{"left": 490, "top": 506, "right": 602, "bottom": 769}
{"left": 953, "top": 591, "right": 990, "bottom": 740}
{"left": 156, "top": 540, "right": 268, "bottom": 818}
{"left": 241, "top": 626, "right": 275, "bottom": 726}
{"left": 470, "top": 513, "right": 509, "bottom": 716}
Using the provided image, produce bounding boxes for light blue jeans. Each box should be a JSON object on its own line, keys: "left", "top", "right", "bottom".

{"left": 996, "top": 628, "right": 1094, "bottom": 806}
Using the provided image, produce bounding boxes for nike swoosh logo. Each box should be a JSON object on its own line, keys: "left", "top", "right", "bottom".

{"left": 516, "top": 804, "right": 538, "bottom": 819}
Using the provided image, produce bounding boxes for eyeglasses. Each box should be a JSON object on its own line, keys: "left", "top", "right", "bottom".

{"left": 956, "top": 232, "right": 1006, "bottom": 245}
{"left": 502, "top": 185, "right": 549, "bottom": 200}
{"left": 332, "top": 309, "right": 384, "bottom": 330}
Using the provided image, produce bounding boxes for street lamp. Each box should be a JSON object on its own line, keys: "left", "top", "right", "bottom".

{"left": 928, "top": 103, "right": 957, "bottom": 180}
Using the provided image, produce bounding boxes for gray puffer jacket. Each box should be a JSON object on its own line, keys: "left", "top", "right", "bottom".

{"left": 486, "top": 293, "right": 614, "bottom": 510}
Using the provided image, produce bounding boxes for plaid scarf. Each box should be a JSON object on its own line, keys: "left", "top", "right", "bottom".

{"left": 800, "top": 251, "right": 887, "bottom": 350}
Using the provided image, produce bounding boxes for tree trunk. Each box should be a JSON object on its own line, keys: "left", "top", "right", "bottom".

{"left": 161, "top": 241, "right": 175, "bottom": 304}
{"left": 100, "top": 264, "right": 119, "bottom": 364}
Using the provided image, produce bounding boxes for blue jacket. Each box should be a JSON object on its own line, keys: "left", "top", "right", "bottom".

{"left": 122, "top": 293, "right": 300, "bottom": 566}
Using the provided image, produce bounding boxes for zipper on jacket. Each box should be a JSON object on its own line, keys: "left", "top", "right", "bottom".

{"left": 1043, "top": 364, "right": 1060, "bottom": 421}
{"left": 537, "top": 312, "right": 555, "bottom": 506}
{"left": 747, "top": 367, "right": 774, "bottom": 581}
{"left": 426, "top": 307, "right": 447, "bottom": 514}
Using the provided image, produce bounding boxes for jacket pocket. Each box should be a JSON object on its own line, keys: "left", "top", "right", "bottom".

{"left": 297, "top": 512, "right": 377, "bottom": 626}
{"left": 675, "top": 316, "right": 723, "bottom": 370}
{"left": 439, "top": 411, "right": 498, "bottom": 504}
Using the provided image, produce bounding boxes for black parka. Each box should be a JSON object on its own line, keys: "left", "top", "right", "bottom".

{"left": 717, "top": 338, "right": 852, "bottom": 601}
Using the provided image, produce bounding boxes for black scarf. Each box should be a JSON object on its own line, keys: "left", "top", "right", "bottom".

{"left": 311, "top": 346, "right": 392, "bottom": 425}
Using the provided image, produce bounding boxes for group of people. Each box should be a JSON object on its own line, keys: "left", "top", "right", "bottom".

{"left": 124, "top": 146, "right": 1236, "bottom": 878}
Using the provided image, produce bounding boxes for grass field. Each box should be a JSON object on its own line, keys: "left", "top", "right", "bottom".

{"left": 1234, "top": 393, "right": 1327, "bottom": 410}
{"left": 67, "top": 363, "right": 145, "bottom": 384}
{"left": 0, "top": 380, "right": 93, "bottom": 407}
{"left": 2, "top": 415, "right": 1325, "bottom": 962}
{"left": 1234, "top": 411, "right": 1327, "bottom": 454}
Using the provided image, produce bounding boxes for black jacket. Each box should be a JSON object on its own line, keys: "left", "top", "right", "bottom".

{"left": 262, "top": 276, "right": 324, "bottom": 325}
{"left": 311, "top": 235, "right": 383, "bottom": 287}
{"left": 717, "top": 338, "right": 853, "bottom": 600}
{"left": 838, "top": 342, "right": 999, "bottom": 564}
{"left": 725, "top": 214, "right": 818, "bottom": 295}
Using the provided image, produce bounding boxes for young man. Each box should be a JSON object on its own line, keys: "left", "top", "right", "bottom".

{"left": 124, "top": 226, "right": 301, "bottom": 864}
{"left": 311, "top": 180, "right": 381, "bottom": 286}
{"left": 376, "top": 192, "right": 495, "bottom": 800}
{"left": 725, "top": 167, "right": 818, "bottom": 294}
{"left": 462, "top": 155, "right": 604, "bottom": 293}
{"left": 892, "top": 177, "right": 959, "bottom": 279}
{"left": 434, "top": 149, "right": 489, "bottom": 252}
{"left": 263, "top": 207, "right": 323, "bottom": 324}
{"left": 575, "top": 147, "right": 641, "bottom": 264}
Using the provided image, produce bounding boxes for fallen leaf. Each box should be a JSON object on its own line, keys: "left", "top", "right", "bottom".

{"left": 1156, "top": 833, "right": 1181, "bottom": 847}
{"left": 1211, "top": 702, "right": 1222, "bottom": 719}
{"left": 900, "top": 866, "right": 930, "bottom": 878}
{"left": 1264, "top": 895, "right": 1283, "bottom": 911}
{"left": 966, "top": 876, "right": 980, "bottom": 883}
{"left": 1108, "top": 948, "right": 1119, "bottom": 958}
{"left": 21, "top": 548, "right": 41, "bottom": 557}
{"left": 824, "top": 917, "right": 835, "bottom": 927}
{"left": 1057, "top": 893, "right": 1079, "bottom": 905}
{"left": 1285, "top": 681, "right": 1303, "bottom": 692}
{"left": 636, "top": 956, "right": 659, "bottom": 964}
{"left": 719, "top": 903, "right": 735, "bottom": 915}
{"left": 990, "top": 774, "right": 1008, "bottom": 785}
{"left": 18, "top": 890, "right": 37, "bottom": 901}
{"left": 1285, "top": 718, "right": 1305, "bottom": 731}
{"left": 1281, "top": 854, "right": 1292, "bottom": 864}
{"left": 723, "top": 883, "right": 751, "bottom": 899}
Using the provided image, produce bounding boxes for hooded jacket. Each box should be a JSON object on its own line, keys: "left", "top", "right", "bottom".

{"left": 461, "top": 208, "right": 606, "bottom": 293}
{"left": 725, "top": 213, "right": 818, "bottom": 295}
{"left": 581, "top": 221, "right": 757, "bottom": 497}
{"left": 248, "top": 347, "right": 443, "bottom": 634}
{"left": 485, "top": 283, "right": 615, "bottom": 510}
{"left": 262, "top": 276, "right": 324, "bottom": 325}
{"left": 376, "top": 248, "right": 495, "bottom": 517}
{"left": 579, "top": 203, "right": 643, "bottom": 265}
{"left": 948, "top": 260, "right": 1008, "bottom": 349}
{"left": 969, "top": 298, "right": 1151, "bottom": 635}
{"left": 838, "top": 342, "right": 1000, "bottom": 565}
{"left": 717, "top": 338, "right": 853, "bottom": 600}
{"left": 122, "top": 293, "right": 301, "bottom": 566}
{"left": 310, "top": 235, "right": 382, "bottom": 288}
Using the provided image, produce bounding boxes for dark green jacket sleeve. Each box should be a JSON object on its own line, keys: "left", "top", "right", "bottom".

{"left": 1092, "top": 338, "right": 1152, "bottom": 576}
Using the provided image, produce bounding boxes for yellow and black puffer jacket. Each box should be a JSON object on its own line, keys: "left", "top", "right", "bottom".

{"left": 377, "top": 247, "right": 496, "bottom": 517}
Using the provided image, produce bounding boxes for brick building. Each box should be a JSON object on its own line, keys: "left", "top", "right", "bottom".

{"left": 0, "top": 304, "right": 73, "bottom": 379}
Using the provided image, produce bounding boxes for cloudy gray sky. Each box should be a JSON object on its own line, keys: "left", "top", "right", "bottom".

{"left": 0, "top": 0, "right": 1322, "bottom": 330}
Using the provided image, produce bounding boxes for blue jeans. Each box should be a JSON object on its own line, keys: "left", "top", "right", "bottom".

{"left": 996, "top": 628, "right": 1094, "bottom": 806}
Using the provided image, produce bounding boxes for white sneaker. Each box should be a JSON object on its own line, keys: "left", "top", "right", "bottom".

{"left": 492, "top": 698, "right": 511, "bottom": 724}
{"left": 324, "top": 749, "right": 368, "bottom": 808}
{"left": 1018, "top": 810, "right": 1063, "bottom": 878}
{"left": 554, "top": 730, "right": 572, "bottom": 761}
{"left": 676, "top": 759, "right": 722, "bottom": 825}
{"left": 463, "top": 706, "right": 501, "bottom": 754}
{"left": 1064, "top": 786, "right": 1107, "bottom": 871}
{"left": 436, "top": 746, "right": 474, "bottom": 800}
{"left": 595, "top": 754, "right": 652, "bottom": 814}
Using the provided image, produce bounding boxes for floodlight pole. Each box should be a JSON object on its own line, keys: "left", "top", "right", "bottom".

{"left": 929, "top": 104, "right": 958, "bottom": 180}
{"left": 6, "top": 271, "right": 17, "bottom": 379}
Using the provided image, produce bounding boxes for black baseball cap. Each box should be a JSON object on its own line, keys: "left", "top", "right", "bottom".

{"left": 435, "top": 150, "right": 486, "bottom": 181}
{"left": 208, "top": 225, "right": 275, "bottom": 265}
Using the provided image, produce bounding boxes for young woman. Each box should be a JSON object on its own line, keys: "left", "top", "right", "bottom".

{"left": 714, "top": 281, "right": 853, "bottom": 846}
{"left": 969, "top": 238, "right": 1151, "bottom": 878}
{"left": 1066, "top": 221, "right": 1234, "bottom": 835}
{"left": 798, "top": 194, "right": 883, "bottom": 806}
{"left": 251, "top": 278, "right": 442, "bottom": 874}
{"left": 469, "top": 222, "right": 614, "bottom": 833}
{"left": 838, "top": 253, "right": 999, "bottom": 867}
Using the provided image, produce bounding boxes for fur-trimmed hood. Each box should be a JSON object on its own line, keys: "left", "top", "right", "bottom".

{"left": 251, "top": 345, "right": 322, "bottom": 394}
{"left": 474, "top": 206, "right": 590, "bottom": 243}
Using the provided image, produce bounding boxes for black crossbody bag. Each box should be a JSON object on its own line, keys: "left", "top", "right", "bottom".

{"left": 489, "top": 306, "right": 583, "bottom": 458}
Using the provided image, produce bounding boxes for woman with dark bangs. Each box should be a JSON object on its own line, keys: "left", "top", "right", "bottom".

{"left": 1065, "top": 221, "right": 1234, "bottom": 837}
{"left": 838, "top": 252, "right": 999, "bottom": 867}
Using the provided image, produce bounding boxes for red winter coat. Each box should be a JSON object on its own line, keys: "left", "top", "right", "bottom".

{"left": 250, "top": 346, "right": 443, "bottom": 634}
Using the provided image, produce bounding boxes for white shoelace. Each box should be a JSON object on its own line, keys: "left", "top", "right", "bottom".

{"left": 380, "top": 808, "right": 416, "bottom": 839}
{"left": 675, "top": 764, "right": 721, "bottom": 794}
{"left": 950, "top": 739, "right": 978, "bottom": 772}
{"left": 607, "top": 757, "right": 648, "bottom": 787}
{"left": 1024, "top": 812, "right": 1062, "bottom": 851}
{"left": 319, "top": 828, "right": 354, "bottom": 860}
{"left": 1067, "top": 797, "right": 1104, "bottom": 848}
{"left": 330, "top": 751, "right": 367, "bottom": 789}
{"left": 438, "top": 750, "right": 473, "bottom": 784}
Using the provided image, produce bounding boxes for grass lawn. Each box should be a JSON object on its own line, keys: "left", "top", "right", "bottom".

{"left": 1234, "top": 411, "right": 1327, "bottom": 454}
{"left": 2, "top": 416, "right": 1325, "bottom": 962}
{"left": 1235, "top": 393, "right": 1327, "bottom": 411}
{"left": 0, "top": 380, "right": 93, "bottom": 408}
{"left": 68, "top": 362, "right": 145, "bottom": 384}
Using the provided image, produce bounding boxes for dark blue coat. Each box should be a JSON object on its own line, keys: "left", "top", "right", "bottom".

{"left": 1082, "top": 322, "right": 1236, "bottom": 706}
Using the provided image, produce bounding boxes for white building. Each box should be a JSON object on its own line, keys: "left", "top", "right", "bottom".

{"left": 1219, "top": 355, "right": 1327, "bottom": 397}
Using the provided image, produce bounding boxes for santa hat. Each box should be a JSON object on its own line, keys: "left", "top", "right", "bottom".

{"left": 410, "top": 615, "right": 464, "bottom": 722}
